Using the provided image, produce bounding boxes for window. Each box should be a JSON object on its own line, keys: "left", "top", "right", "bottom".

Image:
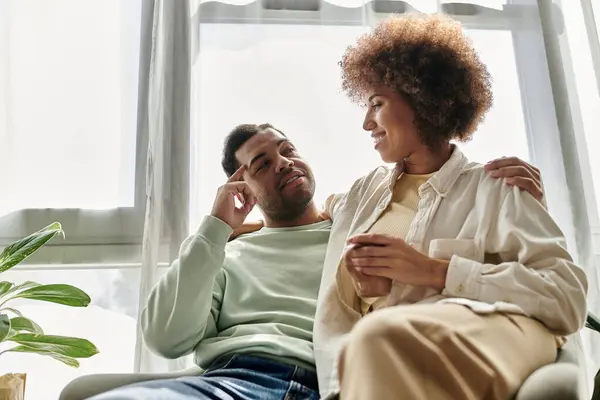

{"left": 190, "top": 24, "right": 378, "bottom": 226}
{"left": 0, "top": 0, "right": 144, "bottom": 263}
{"left": 190, "top": 5, "right": 531, "bottom": 229}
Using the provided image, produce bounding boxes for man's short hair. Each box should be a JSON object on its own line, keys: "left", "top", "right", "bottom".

{"left": 221, "top": 123, "right": 286, "bottom": 177}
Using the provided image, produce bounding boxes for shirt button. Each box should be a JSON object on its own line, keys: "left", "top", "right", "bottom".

{"left": 457, "top": 284, "right": 464, "bottom": 293}
{"left": 379, "top": 203, "right": 387, "bottom": 209}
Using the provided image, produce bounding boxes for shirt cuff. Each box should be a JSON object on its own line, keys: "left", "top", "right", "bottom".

{"left": 441, "top": 255, "right": 483, "bottom": 299}
{"left": 196, "top": 215, "right": 234, "bottom": 249}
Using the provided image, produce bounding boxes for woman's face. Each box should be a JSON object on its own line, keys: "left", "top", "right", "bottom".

{"left": 362, "top": 86, "right": 424, "bottom": 164}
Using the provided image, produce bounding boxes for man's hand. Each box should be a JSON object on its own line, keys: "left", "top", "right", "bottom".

{"left": 211, "top": 166, "right": 257, "bottom": 230}
{"left": 484, "top": 157, "right": 544, "bottom": 202}
{"left": 346, "top": 234, "right": 449, "bottom": 290}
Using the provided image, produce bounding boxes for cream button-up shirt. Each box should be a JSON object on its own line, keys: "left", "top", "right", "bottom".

{"left": 313, "top": 147, "right": 588, "bottom": 399}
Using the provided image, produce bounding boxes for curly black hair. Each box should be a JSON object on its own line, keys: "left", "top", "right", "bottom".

{"left": 340, "top": 13, "right": 493, "bottom": 148}
{"left": 221, "top": 123, "right": 286, "bottom": 177}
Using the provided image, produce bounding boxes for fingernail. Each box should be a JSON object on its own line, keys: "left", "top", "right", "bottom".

{"left": 506, "top": 178, "right": 515, "bottom": 184}
{"left": 490, "top": 171, "right": 499, "bottom": 177}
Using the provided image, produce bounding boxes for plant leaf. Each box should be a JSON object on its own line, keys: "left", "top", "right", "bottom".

{"left": 10, "top": 284, "right": 91, "bottom": 307}
{"left": 0, "top": 222, "right": 64, "bottom": 273}
{"left": 5, "top": 281, "right": 41, "bottom": 295}
{"left": 2, "top": 345, "right": 80, "bottom": 367}
{"left": 0, "top": 308, "right": 22, "bottom": 317}
{"left": 8, "top": 334, "right": 99, "bottom": 358}
{"left": 5, "top": 329, "right": 18, "bottom": 340}
{"left": 0, "top": 282, "right": 14, "bottom": 298}
{"left": 10, "top": 317, "right": 43, "bottom": 335}
{"left": 0, "top": 282, "right": 41, "bottom": 307}
{"left": 0, "top": 315, "right": 10, "bottom": 342}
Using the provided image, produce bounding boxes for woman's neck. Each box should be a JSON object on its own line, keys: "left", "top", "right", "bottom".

{"left": 402, "top": 142, "right": 453, "bottom": 175}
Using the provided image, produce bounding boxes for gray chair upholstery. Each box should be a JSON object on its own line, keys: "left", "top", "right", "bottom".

{"left": 514, "top": 337, "right": 584, "bottom": 400}
{"left": 59, "top": 336, "right": 586, "bottom": 400}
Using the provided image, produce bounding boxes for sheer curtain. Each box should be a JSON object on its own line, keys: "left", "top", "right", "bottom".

{"left": 540, "top": 0, "right": 600, "bottom": 389}
{"left": 1, "top": 1, "right": 599, "bottom": 399}
{"left": 135, "top": 0, "right": 192, "bottom": 374}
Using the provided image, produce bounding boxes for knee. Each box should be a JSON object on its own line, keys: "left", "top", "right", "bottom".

{"left": 345, "top": 307, "right": 457, "bottom": 352}
{"left": 345, "top": 309, "right": 411, "bottom": 350}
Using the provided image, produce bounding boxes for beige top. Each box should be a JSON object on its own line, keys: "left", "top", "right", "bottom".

{"left": 348, "top": 172, "right": 434, "bottom": 315}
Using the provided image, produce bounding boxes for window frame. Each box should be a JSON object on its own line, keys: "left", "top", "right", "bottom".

{"left": 0, "top": 0, "right": 151, "bottom": 265}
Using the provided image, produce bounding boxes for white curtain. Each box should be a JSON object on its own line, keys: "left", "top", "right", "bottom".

{"left": 134, "top": 0, "right": 192, "bottom": 374}
{"left": 539, "top": 0, "right": 600, "bottom": 391}
{"left": 1, "top": 1, "right": 599, "bottom": 399}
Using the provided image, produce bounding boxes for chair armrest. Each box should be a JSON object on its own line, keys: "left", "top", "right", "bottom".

{"left": 58, "top": 366, "right": 203, "bottom": 400}
{"left": 515, "top": 335, "right": 585, "bottom": 400}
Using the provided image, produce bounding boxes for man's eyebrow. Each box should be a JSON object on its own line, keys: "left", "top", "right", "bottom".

{"left": 248, "top": 152, "right": 266, "bottom": 168}
{"left": 248, "top": 138, "right": 291, "bottom": 168}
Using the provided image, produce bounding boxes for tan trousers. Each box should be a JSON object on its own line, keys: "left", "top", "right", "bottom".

{"left": 338, "top": 304, "right": 557, "bottom": 400}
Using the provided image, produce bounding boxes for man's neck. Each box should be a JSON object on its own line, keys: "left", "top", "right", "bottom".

{"left": 264, "top": 203, "right": 323, "bottom": 228}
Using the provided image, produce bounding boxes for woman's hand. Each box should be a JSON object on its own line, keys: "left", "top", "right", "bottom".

{"left": 484, "top": 157, "right": 544, "bottom": 203}
{"left": 320, "top": 209, "right": 332, "bottom": 221}
{"left": 343, "top": 243, "right": 392, "bottom": 298}
{"left": 346, "top": 234, "right": 449, "bottom": 290}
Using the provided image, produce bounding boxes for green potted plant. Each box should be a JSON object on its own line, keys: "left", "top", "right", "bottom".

{"left": 0, "top": 222, "right": 98, "bottom": 398}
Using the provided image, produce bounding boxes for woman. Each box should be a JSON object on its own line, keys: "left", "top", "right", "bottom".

{"left": 312, "top": 13, "right": 588, "bottom": 400}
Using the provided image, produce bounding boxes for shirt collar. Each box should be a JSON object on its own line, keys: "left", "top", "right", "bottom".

{"left": 388, "top": 145, "right": 469, "bottom": 197}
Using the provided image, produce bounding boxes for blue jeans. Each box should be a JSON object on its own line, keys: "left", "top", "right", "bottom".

{"left": 89, "top": 354, "right": 320, "bottom": 400}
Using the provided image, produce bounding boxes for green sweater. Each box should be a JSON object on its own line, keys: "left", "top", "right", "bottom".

{"left": 141, "top": 215, "right": 331, "bottom": 370}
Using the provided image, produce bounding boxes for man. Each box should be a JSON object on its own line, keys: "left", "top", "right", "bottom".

{"left": 92, "top": 123, "right": 545, "bottom": 400}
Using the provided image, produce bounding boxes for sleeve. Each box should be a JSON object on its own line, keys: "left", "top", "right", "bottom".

{"left": 323, "top": 193, "right": 346, "bottom": 221}
{"left": 140, "top": 215, "right": 232, "bottom": 358}
{"left": 539, "top": 176, "right": 548, "bottom": 210}
{"left": 442, "top": 187, "right": 588, "bottom": 335}
{"left": 322, "top": 166, "right": 388, "bottom": 222}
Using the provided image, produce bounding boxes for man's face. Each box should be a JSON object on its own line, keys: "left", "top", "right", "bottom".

{"left": 235, "top": 128, "right": 316, "bottom": 221}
